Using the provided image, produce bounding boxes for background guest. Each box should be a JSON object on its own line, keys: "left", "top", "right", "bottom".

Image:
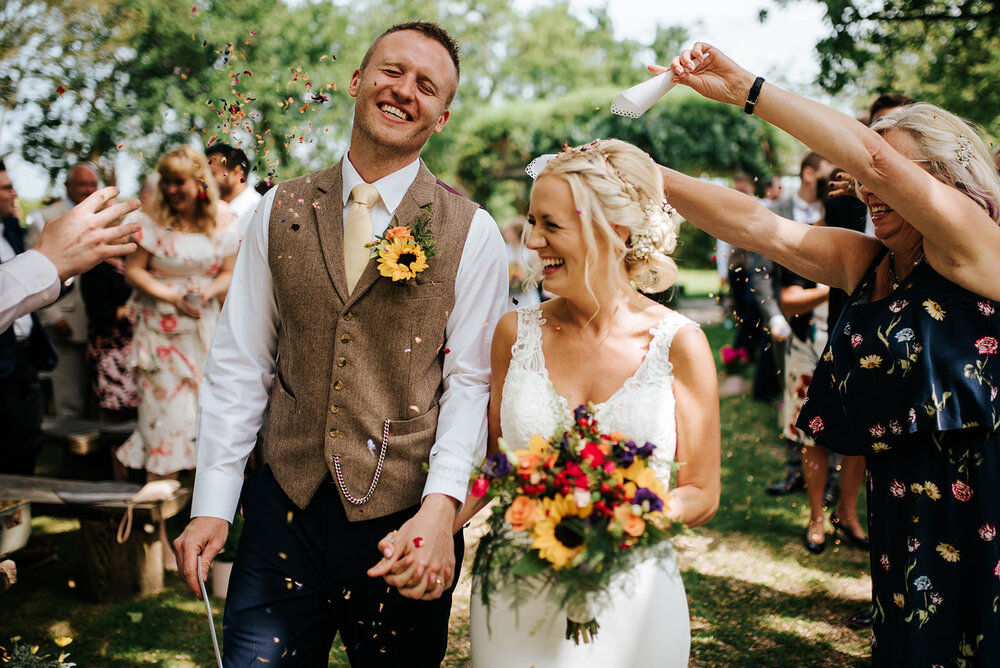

{"left": 206, "top": 143, "right": 261, "bottom": 236}
{"left": 0, "top": 160, "right": 56, "bottom": 474}
{"left": 116, "top": 145, "right": 238, "bottom": 482}
{"left": 25, "top": 162, "right": 102, "bottom": 418}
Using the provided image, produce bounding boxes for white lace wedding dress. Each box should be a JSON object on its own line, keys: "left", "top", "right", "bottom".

{"left": 470, "top": 305, "right": 694, "bottom": 667}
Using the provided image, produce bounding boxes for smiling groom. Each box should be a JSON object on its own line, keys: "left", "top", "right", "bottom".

{"left": 173, "top": 22, "right": 507, "bottom": 666}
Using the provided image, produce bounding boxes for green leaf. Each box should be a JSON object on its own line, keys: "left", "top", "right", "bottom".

{"left": 511, "top": 551, "right": 548, "bottom": 577}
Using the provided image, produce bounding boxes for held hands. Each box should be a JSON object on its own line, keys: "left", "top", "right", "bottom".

{"left": 648, "top": 42, "right": 756, "bottom": 110}
{"left": 367, "top": 494, "right": 457, "bottom": 601}
{"left": 173, "top": 516, "right": 230, "bottom": 599}
{"left": 170, "top": 288, "right": 202, "bottom": 319}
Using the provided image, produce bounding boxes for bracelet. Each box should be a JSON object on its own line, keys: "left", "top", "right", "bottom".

{"left": 744, "top": 76, "right": 765, "bottom": 115}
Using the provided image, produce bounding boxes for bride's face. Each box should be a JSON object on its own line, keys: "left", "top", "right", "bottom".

{"left": 526, "top": 175, "right": 613, "bottom": 297}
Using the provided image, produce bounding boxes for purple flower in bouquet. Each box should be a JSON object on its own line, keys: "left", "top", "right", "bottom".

{"left": 635, "top": 441, "right": 656, "bottom": 460}
{"left": 633, "top": 487, "right": 664, "bottom": 513}
{"left": 483, "top": 451, "right": 513, "bottom": 479}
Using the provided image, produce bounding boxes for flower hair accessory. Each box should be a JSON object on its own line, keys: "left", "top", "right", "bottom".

{"left": 628, "top": 230, "right": 655, "bottom": 260}
{"left": 956, "top": 134, "right": 973, "bottom": 167}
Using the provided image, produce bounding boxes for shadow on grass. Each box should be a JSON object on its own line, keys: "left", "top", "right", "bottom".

{"left": 686, "top": 570, "right": 870, "bottom": 667}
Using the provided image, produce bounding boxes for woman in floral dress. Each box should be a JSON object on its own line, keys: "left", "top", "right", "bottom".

{"left": 652, "top": 44, "right": 1000, "bottom": 665}
{"left": 117, "top": 146, "right": 238, "bottom": 481}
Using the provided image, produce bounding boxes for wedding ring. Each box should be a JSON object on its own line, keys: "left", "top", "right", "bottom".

{"left": 435, "top": 578, "right": 443, "bottom": 586}
{"left": 388, "top": 531, "right": 398, "bottom": 544}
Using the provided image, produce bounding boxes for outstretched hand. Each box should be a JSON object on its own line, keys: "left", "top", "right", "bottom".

{"left": 34, "top": 186, "right": 140, "bottom": 281}
{"left": 367, "top": 494, "right": 457, "bottom": 601}
{"left": 648, "top": 42, "right": 756, "bottom": 110}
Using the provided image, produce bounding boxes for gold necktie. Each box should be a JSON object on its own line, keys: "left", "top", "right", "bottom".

{"left": 344, "top": 183, "right": 380, "bottom": 293}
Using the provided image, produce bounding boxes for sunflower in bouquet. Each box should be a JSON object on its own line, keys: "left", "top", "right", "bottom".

{"left": 470, "top": 405, "right": 684, "bottom": 643}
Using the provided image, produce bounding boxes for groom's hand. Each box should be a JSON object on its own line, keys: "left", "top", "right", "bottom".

{"left": 366, "top": 494, "right": 457, "bottom": 600}
{"left": 174, "top": 516, "right": 229, "bottom": 598}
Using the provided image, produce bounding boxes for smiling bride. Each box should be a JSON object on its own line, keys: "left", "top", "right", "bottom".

{"left": 456, "top": 139, "right": 721, "bottom": 666}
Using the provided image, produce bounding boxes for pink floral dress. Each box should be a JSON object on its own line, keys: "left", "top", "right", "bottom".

{"left": 116, "top": 212, "right": 239, "bottom": 475}
{"left": 797, "top": 249, "right": 1000, "bottom": 666}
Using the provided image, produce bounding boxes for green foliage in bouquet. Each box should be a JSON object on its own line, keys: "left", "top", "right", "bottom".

{"left": 469, "top": 405, "right": 684, "bottom": 643}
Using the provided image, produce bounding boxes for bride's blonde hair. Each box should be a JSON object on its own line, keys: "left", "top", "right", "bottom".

{"left": 532, "top": 139, "right": 679, "bottom": 301}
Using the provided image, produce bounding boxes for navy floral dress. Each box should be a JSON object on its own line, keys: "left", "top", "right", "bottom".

{"left": 797, "top": 249, "right": 1000, "bottom": 666}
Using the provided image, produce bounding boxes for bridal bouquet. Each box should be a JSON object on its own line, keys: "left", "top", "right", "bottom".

{"left": 469, "top": 405, "right": 683, "bottom": 643}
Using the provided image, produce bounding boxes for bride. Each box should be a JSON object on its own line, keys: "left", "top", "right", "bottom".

{"left": 460, "top": 139, "right": 721, "bottom": 666}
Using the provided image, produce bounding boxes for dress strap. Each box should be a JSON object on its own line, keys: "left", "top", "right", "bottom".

{"left": 637, "top": 310, "right": 699, "bottom": 384}
{"left": 509, "top": 305, "right": 546, "bottom": 372}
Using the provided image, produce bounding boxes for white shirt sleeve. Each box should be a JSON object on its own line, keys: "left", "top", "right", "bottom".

{"left": 191, "top": 188, "right": 278, "bottom": 522}
{"left": 0, "top": 251, "right": 60, "bottom": 332}
{"left": 422, "top": 208, "right": 509, "bottom": 503}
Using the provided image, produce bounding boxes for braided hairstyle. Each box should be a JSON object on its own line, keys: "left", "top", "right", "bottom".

{"left": 534, "top": 139, "right": 679, "bottom": 298}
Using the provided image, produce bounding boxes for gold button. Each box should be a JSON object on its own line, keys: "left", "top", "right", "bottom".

{"left": 334, "top": 380, "right": 344, "bottom": 391}
{"left": 329, "top": 405, "right": 340, "bottom": 414}
{"left": 340, "top": 333, "right": 352, "bottom": 343}
{"left": 336, "top": 357, "right": 346, "bottom": 367}
{"left": 328, "top": 429, "right": 340, "bottom": 438}
{"left": 343, "top": 312, "right": 353, "bottom": 321}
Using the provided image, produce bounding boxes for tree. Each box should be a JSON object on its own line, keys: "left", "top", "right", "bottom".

{"left": 774, "top": 0, "right": 1000, "bottom": 135}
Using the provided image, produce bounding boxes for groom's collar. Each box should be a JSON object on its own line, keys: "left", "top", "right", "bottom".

{"left": 341, "top": 151, "right": 421, "bottom": 214}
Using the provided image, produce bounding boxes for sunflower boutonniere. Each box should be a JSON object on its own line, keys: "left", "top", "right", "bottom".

{"left": 367, "top": 205, "right": 437, "bottom": 284}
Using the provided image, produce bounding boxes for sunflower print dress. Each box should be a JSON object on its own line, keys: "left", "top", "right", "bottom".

{"left": 797, "top": 249, "right": 1000, "bottom": 666}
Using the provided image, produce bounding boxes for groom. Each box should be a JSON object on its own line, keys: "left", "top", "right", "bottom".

{"left": 174, "top": 21, "right": 507, "bottom": 665}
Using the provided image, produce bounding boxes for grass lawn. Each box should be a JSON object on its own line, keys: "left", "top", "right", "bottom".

{"left": 676, "top": 268, "right": 723, "bottom": 299}
{"left": 1, "top": 324, "right": 872, "bottom": 667}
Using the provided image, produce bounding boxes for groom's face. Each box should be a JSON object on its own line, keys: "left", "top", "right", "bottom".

{"left": 349, "top": 30, "right": 456, "bottom": 158}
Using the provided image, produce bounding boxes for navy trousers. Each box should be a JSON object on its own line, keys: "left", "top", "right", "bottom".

{"left": 223, "top": 465, "right": 464, "bottom": 667}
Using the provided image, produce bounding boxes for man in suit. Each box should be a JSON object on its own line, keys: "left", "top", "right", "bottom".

{"left": 174, "top": 22, "right": 507, "bottom": 665}
{"left": 0, "top": 160, "right": 58, "bottom": 473}
{"left": 25, "top": 162, "right": 101, "bottom": 418}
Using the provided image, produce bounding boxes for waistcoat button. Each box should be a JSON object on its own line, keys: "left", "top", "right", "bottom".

{"left": 340, "top": 333, "right": 352, "bottom": 343}
{"left": 334, "top": 380, "right": 344, "bottom": 391}
{"left": 343, "top": 312, "right": 354, "bottom": 321}
{"left": 328, "top": 429, "right": 340, "bottom": 438}
{"left": 336, "top": 357, "right": 346, "bottom": 367}
{"left": 330, "top": 405, "right": 340, "bottom": 414}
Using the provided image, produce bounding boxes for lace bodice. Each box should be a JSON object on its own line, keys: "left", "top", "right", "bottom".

{"left": 499, "top": 305, "right": 696, "bottom": 484}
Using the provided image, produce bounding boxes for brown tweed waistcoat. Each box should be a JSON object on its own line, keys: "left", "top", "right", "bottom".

{"left": 264, "top": 160, "right": 478, "bottom": 521}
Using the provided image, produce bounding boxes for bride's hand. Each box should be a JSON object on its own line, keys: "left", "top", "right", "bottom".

{"left": 648, "top": 42, "right": 756, "bottom": 109}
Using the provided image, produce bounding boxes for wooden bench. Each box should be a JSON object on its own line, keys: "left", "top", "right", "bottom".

{"left": 41, "top": 417, "right": 136, "bottom": 480}
{"left": 0, "top": 474, "right": 190, "bottom": 602}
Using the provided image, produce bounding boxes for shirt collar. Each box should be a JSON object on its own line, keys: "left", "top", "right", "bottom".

{"left": 341, "top": 151, "right": 420, "bottom": 215}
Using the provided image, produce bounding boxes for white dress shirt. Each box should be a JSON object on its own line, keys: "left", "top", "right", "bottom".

{"left": 227, "top": 185, "right": 263, "bottom": 237}
{"left": 191, "top": 155, "right": 509, "bottom": 522}
{"left": 0, "top": 250, "right": 59, "bottom": 334}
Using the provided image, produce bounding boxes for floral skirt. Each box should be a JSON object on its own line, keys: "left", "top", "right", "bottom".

{"left": 867, "top": 428, "right": 1000, "bottom": 666}
{"left": 88, "top": 325, "right": 138, "bottom": 411}
{"left": 116, "top": 319, "right": 212, "bottom": 475}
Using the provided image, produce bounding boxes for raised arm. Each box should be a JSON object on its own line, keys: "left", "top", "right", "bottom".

{"left": 654, "top": 43, "right": 1000, "bottom": 299}
{"left": 661, "top": 165, "right": 878, "bottom": 291}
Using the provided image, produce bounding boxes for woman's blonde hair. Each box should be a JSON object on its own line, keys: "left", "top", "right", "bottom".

{"left": 871, "top": 103, "right": 1000, "bottom": 222}
{"left": 532, "top": 139, "right": 679, "bottom": 301}
{"left": 151, "top": 146, "right": 221, "bottom": 234}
